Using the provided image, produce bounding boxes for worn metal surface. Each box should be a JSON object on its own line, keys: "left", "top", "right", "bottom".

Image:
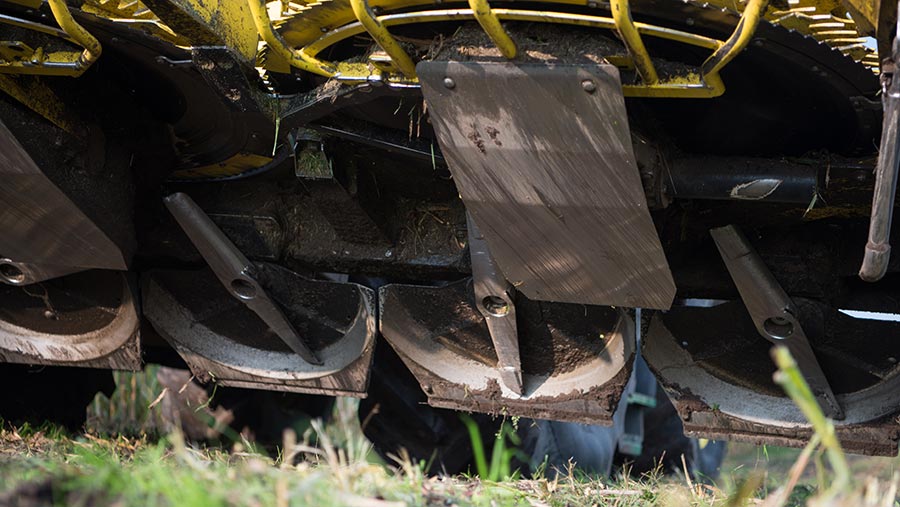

{"left": 191, "top": 46, "right": 273, "bottom": 115}
{"left": 0, "top": 74, "right": 84, "bottom": 135}
{"left": 165, "top": 192, "right": 320, "bottom": 364}
{"left": 380, "top": 279, "right": 634, "bottom": 424}
{"left": 467, "top": 215, "right": 523, "bottom": 395}
{"left": 644, "top": 312, "right": 900, "bottom": 456}
{"left": 711, "top": 225, "right": 843, "bottom": 419}
{"left": 419, "top": 62, "right": 675, "bottom": 309}
{"left": 0, "top": 118, "right": 126, "bottom": 284}
{"left": 139, "top": 0, "right": 258, "bottom": 66}
{"left": 668, "top": 157, "right": 818, "bottom": 203}
{"left": 0, "top": 271, "right": 141, "bottom": 370}
{"left": 143, "top": 264, "right": 377, "bottom": 397}
{"left": 0, "top": 1, "right": 101, "bottom": 76}
{"left": 842, "top": 0, "right": 896, "bottom": 56}
{"left": 860, "top": 25, "right": 900, "bottom": 282}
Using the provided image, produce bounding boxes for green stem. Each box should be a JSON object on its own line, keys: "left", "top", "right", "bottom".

{"left": 771, "top": 346, "right": 850, "bottom": 494}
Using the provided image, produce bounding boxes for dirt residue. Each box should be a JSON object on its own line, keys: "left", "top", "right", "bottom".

{"left": 397, "top": 280, "right": 498, "bottom": 365}
{"left": 485, "top": 126, "right": 502, "bottom": 147}
{"left": 428, "top": 23, "right": 694, "bottom": 81}
{"left": 466, "top": 126, "right": 487, "bottom": 154}
{"left": 517, "top": 296, "right": 620, "bottom": 376}
{"left": 432, "top": 23, "right": 623, "bottom": 65}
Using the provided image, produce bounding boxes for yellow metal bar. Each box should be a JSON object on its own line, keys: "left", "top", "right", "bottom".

{"left": 468, "top": 0, "right": 516, "bottom": 58}
{"left": 349, "top": 0, "right": 417, "bottom": 78}
{"left": 609, "top": 0, "right": 658, "bottom": 84}
{"left": 0, "top": 13, "right": 74, "bottom": 41}
{"left": 300, "top": 8, "right": 731, "bottom": 97}
{"left": 702, "top": 0, "right": 769, "bottom": 77}
{"left": 46, "top": 0, "right": 101, "bottom": 74}
{"left": 246, "top": 0, "right": 335, "bottom": 77}
{"left": 0, "top": 75, "right": 81, "bottom": 133}
{"left": 304, "top": 9, "right": 722, "bottom": 57}
{"left": 623, "top": 71, "right": 725, "bottom": 98}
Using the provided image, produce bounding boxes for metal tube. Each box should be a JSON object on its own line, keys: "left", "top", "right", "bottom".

{"left": 349, "top": 0, "right": 417, "bottom": 78}
{"left": 468, "top": 0, "right": 517, "bottom": 59}
{"left": 860, "top": 8, "right": 900, "bottom": 282}
{"left": 46, "top": 0, "right": 101, "bottom": 74}
{"left": 701, "top": 0, "right": 769, "bottom": 78}
{"left": 669, "top": 157, "right": 818, "bottom": 204}
{"left": 609, "top": 0, "right": 658, "bottom": 85}
{"left": 246, "top": 0, "right": 335, "bottom": 77}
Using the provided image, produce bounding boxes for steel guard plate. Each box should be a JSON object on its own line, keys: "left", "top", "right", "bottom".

{"left": 419, "top": 62, "right": 675, "bottom": 309}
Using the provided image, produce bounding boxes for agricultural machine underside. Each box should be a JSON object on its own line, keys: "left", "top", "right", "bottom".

{"left": 2, "top": 0, "right": 900, "bottom": 466}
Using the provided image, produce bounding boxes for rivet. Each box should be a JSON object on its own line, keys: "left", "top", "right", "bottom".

{"left": 443, "top": 77, "right": 456, "bottom": 89}
{"left": 581, "top": 79, "right": 596, "bottom": 93}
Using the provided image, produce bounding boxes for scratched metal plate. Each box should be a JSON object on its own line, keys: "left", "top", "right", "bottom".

{"left": 0, "top": 119, "right": 126, "bottom": 271}
{"left": 418, "top": 62, "right": 675, "bottom": 309}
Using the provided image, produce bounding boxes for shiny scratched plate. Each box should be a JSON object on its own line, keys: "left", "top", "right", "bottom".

{"left": 418, "top": 62, "right": 675, "bottom": 309}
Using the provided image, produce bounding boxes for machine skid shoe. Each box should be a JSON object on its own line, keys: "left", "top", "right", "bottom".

{"left": 0, "top": 271, "right": 141, "bottom": 370}
{"left": 379, "top": 279, "right": 635, "bottom": 424}
{"left": 143, "top": 264, "right": 376, "bottom": 397}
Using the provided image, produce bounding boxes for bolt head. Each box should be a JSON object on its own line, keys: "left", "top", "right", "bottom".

{"left": 443, "top": 77, "right": 456, "bottom": 89}
{"left": 581, "top": 79, "right": 597, "bottom": 93}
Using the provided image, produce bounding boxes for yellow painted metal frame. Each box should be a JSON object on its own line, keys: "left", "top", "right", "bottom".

{"left": 299, "top": 8, "right": 731, "bottom": 97}
{"left": 0, "top": 74, "right": 82, "bottom": 133}
{"left": 348, "top": 0, "right": 417, "bottom": 77}
{"left": 702, "top": 0, "right": 769, "bottom": 77}
{"left": 256, "top": 0, "right": 770, "bottom": 97}
{"left": 468, "top": 0, "right": 516, "bottom": 59}
{"left": 248, "top": 0, "right": 335, "bottom": 77}
{"left": 609, "top": 0, "right": 657, "bottom": 85}
{"left": 0, "top": 0, "right": 101, "bottom": 76}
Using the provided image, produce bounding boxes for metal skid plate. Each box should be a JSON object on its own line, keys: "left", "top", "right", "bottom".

{"left": 0, "top": 271, "right": 141, "bottom": 370}
{"left": 419, "top": 62, "right": 675, "bottom": 309}
{"left": 0, "top": 118, "right": 127, "bottom": 285}
{"left": 379, "top": 279, "right": 634, "bottom": 424}
{"left": 143, "top": 263, "right": 376, "bottom": 397}
{"left": 644, "top": 312, "right": 900, "bottom": 456}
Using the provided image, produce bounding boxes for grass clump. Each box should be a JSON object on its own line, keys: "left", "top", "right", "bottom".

{"left": 2, "top": 350, "right": 900, "bottom": 506}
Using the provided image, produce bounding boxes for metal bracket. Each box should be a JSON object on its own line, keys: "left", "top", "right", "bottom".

{"left": 164, "top": 192, "right": 320, "bottom": 365}
{"left": 467, "top": 214, "right": 523, "bottom": 395}
{"left": 860, "top": 9, "right": 900, "bottom": 282}
{"left": 711, "top": 225, "right": 843, "bottom": 420}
